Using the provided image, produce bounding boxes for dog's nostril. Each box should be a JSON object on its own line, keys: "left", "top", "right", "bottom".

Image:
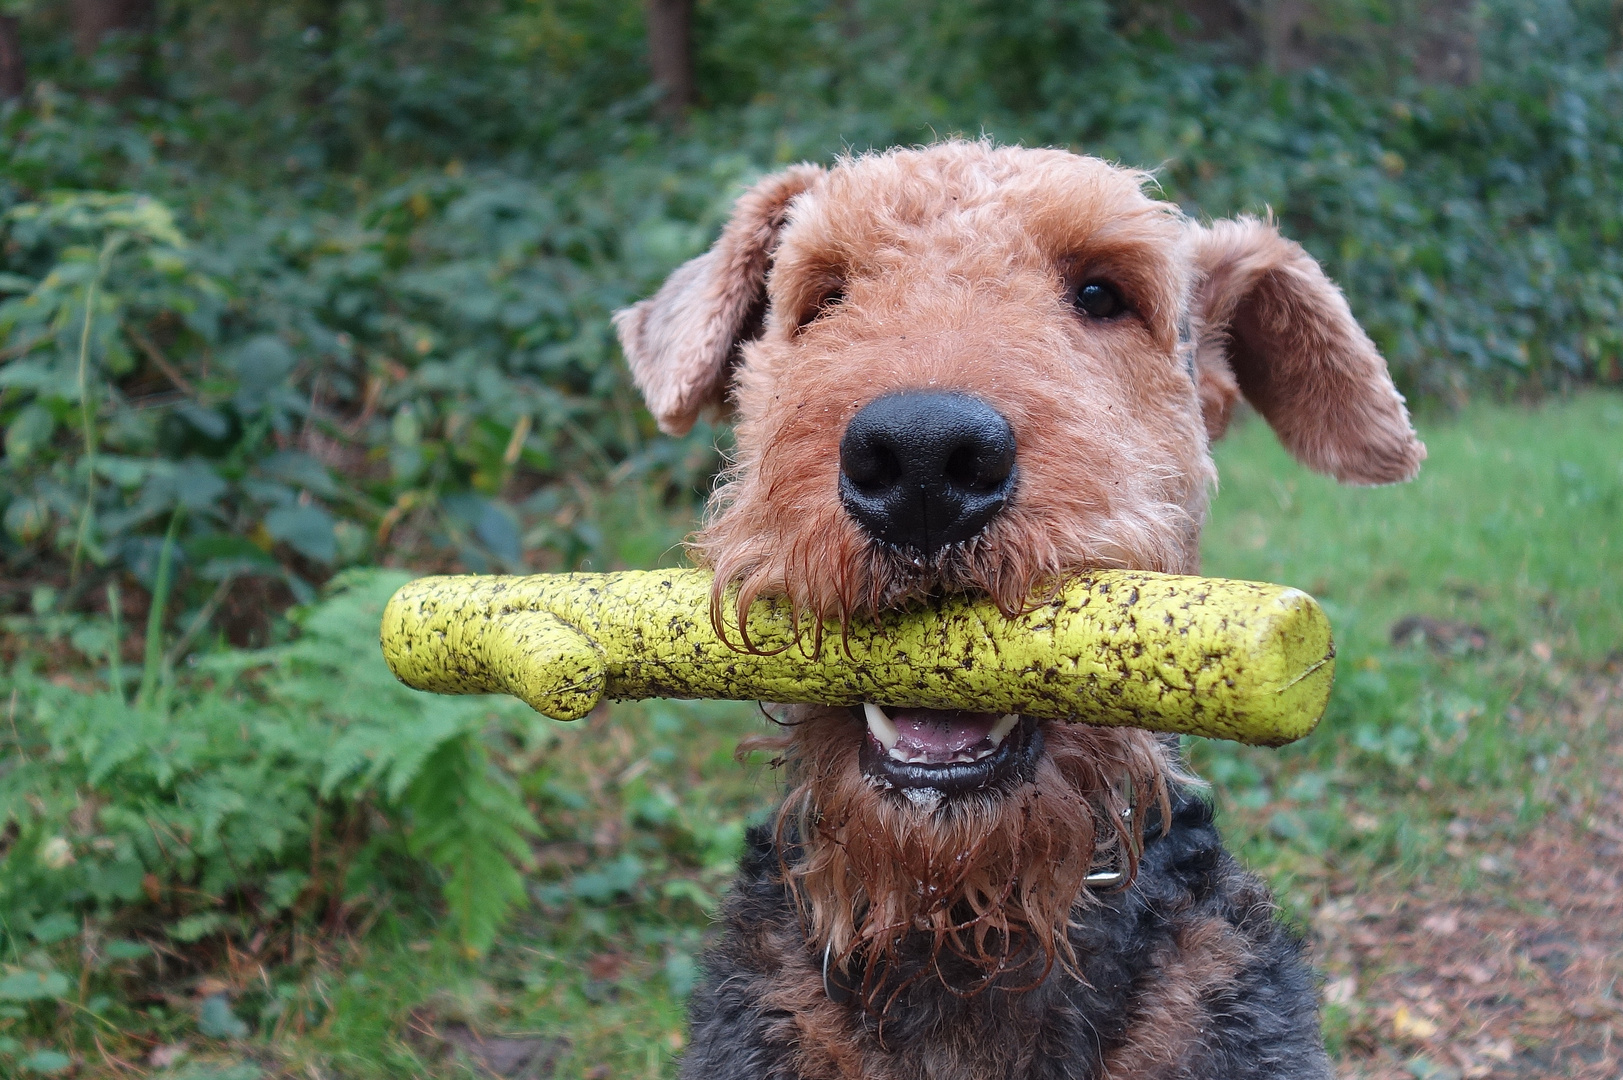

{"left": 842, "top": 440, "right": 903, "bottom": 494}
{"left": 838, "top": 391, "right": 1017, "bottom": 556}
{"left": 944, "top": 440, "right": 1015, "bottom": 495}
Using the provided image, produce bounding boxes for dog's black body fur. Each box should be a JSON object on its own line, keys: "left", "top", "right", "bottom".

{"left": 679, "top": 786, "right": 1330, "bottom": 1079}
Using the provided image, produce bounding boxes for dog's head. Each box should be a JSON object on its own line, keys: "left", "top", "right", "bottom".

{"left": 615, "top": 141, "right": 1422, "bottom": 993}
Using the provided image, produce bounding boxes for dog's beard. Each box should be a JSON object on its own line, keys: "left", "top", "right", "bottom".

{"left": 755, "top": 709, "right": 1175, "bottom": 1010}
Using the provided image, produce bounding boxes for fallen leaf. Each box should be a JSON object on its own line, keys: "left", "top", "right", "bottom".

{"left": 149, "top": 1044, "right": 186, "bottom": 1068}
{"left": 1393, "top": 1005, "right": 1439, "bottom": 1039}
{"left": 1420, "top": 912, "right": 1460, "bottom": 936}
{"left": 1324, "top": 975, "right": 1358, "bottom": 1005}
{"left": 585, "top": 952, "right": 624, "bottom": 981}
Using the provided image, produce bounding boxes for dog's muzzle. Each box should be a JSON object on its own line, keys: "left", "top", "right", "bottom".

{"left": 838, "top": 391, "right": 1016, "bottom": 556}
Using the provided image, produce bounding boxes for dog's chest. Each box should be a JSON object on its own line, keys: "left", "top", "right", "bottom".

{"left": 679, "top": 791, "right": 1328, "bottom": 1080}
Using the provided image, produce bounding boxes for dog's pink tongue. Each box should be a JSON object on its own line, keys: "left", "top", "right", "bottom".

{"left": 889, "top": 709, "right": 1001, "bottom": 758}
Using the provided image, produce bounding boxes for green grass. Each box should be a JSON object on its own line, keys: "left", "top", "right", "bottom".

{"left": 3, "top": 393, "right": 1621, "bottom": 1079}
{"left": 1193, "top": 391, "right": 1623, "bottom": 915}
{"left": 1203, "top": 392, "right": 1623, "bottom": 661}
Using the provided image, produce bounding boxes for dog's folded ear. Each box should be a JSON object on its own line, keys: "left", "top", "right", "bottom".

{"left": 613, "top": 165, "right": 824, "bottom": 436}
{"left": 1188, "top": 217, "right": 1425, "bottom": 485}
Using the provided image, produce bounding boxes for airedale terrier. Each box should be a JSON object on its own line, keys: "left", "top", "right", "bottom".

{"left": 614, "top": 141, "right": 1423, "bottom": 1079}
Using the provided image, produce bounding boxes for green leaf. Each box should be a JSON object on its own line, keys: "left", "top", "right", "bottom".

{"left": 264, "top": 504, "right": 336, "bottom": 563}
{"left": 231, "top": 335, "right": 297, "bottom": 412}
{"left": 260, "top": 452, "right": 339, "bottom": 499}
{"left": 403, "top": 735, "right": 538, "bottom": 953}
{"left": 20, "top": 1049, "right": 73, "bottom": 1074}
{"left": 4, "top": 497, "right": 50, "bottom": 543}
{"left": 0, "top": 970, "right": 71, "bottom": 1002}
{"left": 168, "top": 913, "right": 226, "bottom": 943}
{"left": 665, "top": 951, "right": 699, "bottom": 998}
{"left": 102, "top": 940, "right": 152, "bottom": 962}
{"left": 4, "top": 402, "right": 56, "bottom": 461}
{"left": 570, "top": 854, "right": 644, "bottom": 905}
{"left": 170, "top": 460, "right": 228, "bottom": 510}
{"left": 28, "top": 912, "right": 78, "bottom": 945}
{"left": 197, "top": 994, "right": 250, "bottom": 1039}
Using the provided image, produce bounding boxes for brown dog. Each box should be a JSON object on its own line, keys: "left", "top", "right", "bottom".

{"left": 615, "top": 141, "right": 1422, "bottom": 1079}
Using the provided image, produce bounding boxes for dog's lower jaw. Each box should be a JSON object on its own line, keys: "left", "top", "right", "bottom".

{"left": 677, "top": 787, "right": 1333, "bottom": 1080}
{"left": 857, "top": 707, "right": 1041, "bottom": 795}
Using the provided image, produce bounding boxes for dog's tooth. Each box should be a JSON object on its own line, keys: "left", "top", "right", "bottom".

{"left": 987, "top": 713, "right": 1020, "bottom": 746}
{"left": 864, "top": 703, "right": 900, "bottom": 752}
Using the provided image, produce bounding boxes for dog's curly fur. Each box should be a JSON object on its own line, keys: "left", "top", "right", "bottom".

{"left": 614, "top": 140, "right": 1423, "bottom": 1078}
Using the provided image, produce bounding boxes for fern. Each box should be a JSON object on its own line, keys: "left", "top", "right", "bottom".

{"left": 220, "top": 569, "right": 543, "bottom": 951}
{"left": 402, "top": 735, "right": 538, "bottom": 954}
{"left": 0, "top": 569, "right": 543, "bottom": 955}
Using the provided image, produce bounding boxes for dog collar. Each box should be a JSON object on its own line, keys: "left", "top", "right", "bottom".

{"left": 822, "top": 940, "right": 859, "bottom": 1007}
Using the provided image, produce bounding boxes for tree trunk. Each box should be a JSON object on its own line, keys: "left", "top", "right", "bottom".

{"left": 71, "top": 0, "right": 156, "bottom": 57}
{"left": 1413, "top": 0, "right": 1478, "bottom": 86}
{"left": 72, "top": 0, "right": 157, "bottom": 97}
{"left": 1258, "top": 0, "right": 1322, "bottom": 73}
{"left": 0, "top": 15, "right": 25, "bottom": 102}
{"left": 644, "top": 0, "right": 694, "bottom": 119}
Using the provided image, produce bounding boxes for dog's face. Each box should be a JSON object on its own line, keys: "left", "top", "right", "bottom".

{"left": 615, "top": 142, "right": 1423, "bottom": 989}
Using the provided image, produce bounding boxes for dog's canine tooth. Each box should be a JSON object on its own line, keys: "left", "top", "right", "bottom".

{"left": 863, "top": 702, "right": 900, "bottom": 752}
{"left": 988, "top": 713, "right": 1019, "bottom": 746}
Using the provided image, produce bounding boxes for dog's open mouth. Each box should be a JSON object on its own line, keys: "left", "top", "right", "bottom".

{"left": 856, "top": 704, "right": 1040, "bottom": 794}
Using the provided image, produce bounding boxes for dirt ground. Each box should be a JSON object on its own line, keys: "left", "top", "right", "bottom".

{"left": 1322, "top": 672, "right": 1623, "bottom": 1080}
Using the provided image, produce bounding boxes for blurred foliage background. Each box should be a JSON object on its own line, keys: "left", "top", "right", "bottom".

{"left": 0, "top": 2, "right": 1621, "bottom": 1076}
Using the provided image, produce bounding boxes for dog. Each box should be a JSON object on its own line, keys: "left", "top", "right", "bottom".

{"left": 613, "top": 141, "right": 1424, "bottom": 1079}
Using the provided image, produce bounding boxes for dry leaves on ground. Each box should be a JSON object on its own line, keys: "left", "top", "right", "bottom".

{"left": 1322, "top": 674, "right": 1623, "bottom": 1080}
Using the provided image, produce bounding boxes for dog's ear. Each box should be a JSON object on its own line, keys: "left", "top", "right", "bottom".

{"left": 613, "top": 165, "right": 824, "bottom": 436}
{"left": 1188, "top": 217, "right": 1425, "bottom": 485}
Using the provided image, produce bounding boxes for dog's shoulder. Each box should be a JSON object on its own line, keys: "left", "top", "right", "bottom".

{"left": 1091, "top": 786, "right": 1332, "bottom": 1079}
{"left": 678, "top": 822, "right": 874, "bottom": 1079}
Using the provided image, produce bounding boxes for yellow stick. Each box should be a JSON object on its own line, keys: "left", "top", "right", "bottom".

{"left": 379, "top": 569, "right": 1335, "bottom": 746}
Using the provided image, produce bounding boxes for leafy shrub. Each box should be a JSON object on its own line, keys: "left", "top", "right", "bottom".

{"left": 0, "top": 174, "right": 730, "bottom": 631}
{"left": 3, "top": 0, "right": 1621, "bottom": 644}
{"left": 0, "top": 570, "right": 543, "bottom": 954}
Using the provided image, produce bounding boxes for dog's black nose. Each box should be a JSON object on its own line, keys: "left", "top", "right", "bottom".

{"left": 838, "top": 391, "right": 1017, "bottom": 555}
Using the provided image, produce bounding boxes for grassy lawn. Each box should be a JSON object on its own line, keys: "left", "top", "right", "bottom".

{"left": 3, "top": 392, "right": 1621, "bottom": 1079}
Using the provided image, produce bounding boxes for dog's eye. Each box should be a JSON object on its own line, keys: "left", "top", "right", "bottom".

{"left": 797, "top": 288, "right": 846, "bottom": 330}
{"left": 1072, "top": 281, "right": 1125, "bottom": 320}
